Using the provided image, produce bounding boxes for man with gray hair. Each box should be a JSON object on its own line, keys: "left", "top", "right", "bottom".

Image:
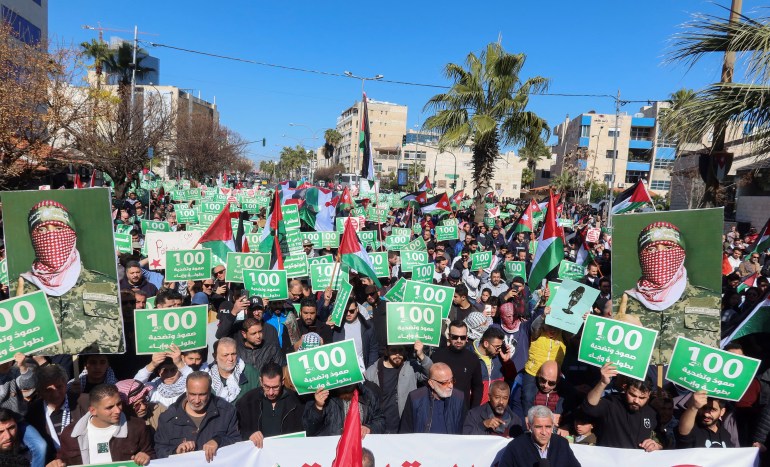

{"left": 207, "top": 338, "right": 260, "bottom": 403}
{"left": 499, "top": 405, "right": 581, "bottom": 467}
{"left": 399, "top": 363, "right": 465, "bottom": 434}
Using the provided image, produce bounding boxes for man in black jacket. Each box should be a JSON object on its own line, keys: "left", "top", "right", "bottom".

{"left": 237, "top": 318, "right": 285, "bottom": 372}
{"left": 499, "top": 405, "right": 581, "bottom": 467}
{"left": 676, "top": 390, "right": 733, "bottom": 449}
{"left": 236, "top": 363, "right": 304, "bottom": 448}
{"left": 154, "top": 371, "right": 240, "bottom": 461}
{"left": 581, "top": 362, "right": 662, "bottom": 451}
{"left": 302, "top": 383, "right": 385, "bottom": 437}
{"left": 431, "top": 320, "right": 483, "bottom": 410}
{"left": 282, "top": 298, "right": 333, "bottom": 353}
{"left": 331, "top": 299, "right": 379, "bottom": 370}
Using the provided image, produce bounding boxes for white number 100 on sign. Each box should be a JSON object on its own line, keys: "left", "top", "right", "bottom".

{"left": 688, "top": 347, "right": 743, "bottom": 379}
{"left": 297, "top": 347, "right": 346, "bottom": 371}
{"left": 397, "top": 305, "right": 435, "bottom": 324}
{"left": 410, "top": 284, "right": 446, "bottom": 303}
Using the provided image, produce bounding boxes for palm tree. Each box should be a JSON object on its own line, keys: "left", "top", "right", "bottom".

{"left": 551, "top": 172, "right": 576, "bottom": 194}
{"left": 103, "top": 42, "right": 155, "bottom": 89}
{"left": 80, "top": 39, "right": 110, "bottom": 89}
{"left": 668, "top": 10, "right": 770, "bottom": 206}
{"left": 424, "top": 42, "right": 550, "bottom": 222}
{"left": 323, "top": 129, "right": 342, "bottom": 160}
{"left": 518, "top": 137, "right": 551, "bottom": 188}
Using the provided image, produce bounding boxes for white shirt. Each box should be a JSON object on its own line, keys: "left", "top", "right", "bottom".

{"left": 87, "top": 421, "right": 117, "bottom": 464}
{"left": 344, "top": 318, "right": 365, "bottom": 370}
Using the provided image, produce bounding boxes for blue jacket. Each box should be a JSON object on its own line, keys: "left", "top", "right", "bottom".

{"left": 499, "top": 432, "right": 581, "bottom": 467}
{"left": 398, "top": 387, "right": 465, "bottom": 434}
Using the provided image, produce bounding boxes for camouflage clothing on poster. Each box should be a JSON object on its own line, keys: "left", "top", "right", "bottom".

{"left": 623, "top": 281, "right": 720, "bottom": 365}
{"left": 18, "top": 266, "right": 123, "bottom": 354}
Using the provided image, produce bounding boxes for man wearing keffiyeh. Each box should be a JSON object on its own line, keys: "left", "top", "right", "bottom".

{"left": 621, "top": 221, "right": 721, "bottom": 365}
{"left": 16, "top": 200, "right": 123, "bottom": 355}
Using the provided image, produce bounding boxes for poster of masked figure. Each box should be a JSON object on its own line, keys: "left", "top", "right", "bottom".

{"left": 612, "top": 208, "right": 722, "bottom": 366}
{"left": 1, "top": 188, "right": 125, "bottom": 354}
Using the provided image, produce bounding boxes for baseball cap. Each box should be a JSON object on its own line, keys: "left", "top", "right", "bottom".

{"left": 248, "top": 296, "right": 264, "bottom": 311}
{"left": 302, "top": 239, "right": 314, "bottom": 247}
{"left": 449, "top": 269, "right": 462, "bottom": 280}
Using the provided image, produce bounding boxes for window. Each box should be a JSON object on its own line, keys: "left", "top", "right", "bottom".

{"left": 630, "top": 127, "right": 652, "bottom": 140}
{"left": 580, "top": 125, "right": 591, "bottom": 138}
{"left": 438, "top": 180, "right": 447, "bottom": 188}
{"left": 657, "top": 129, "right": 676, "bottom": 147}
{"left": 603, "top": 173, "right": 614, "bottom": 184}
{"left": 653, "top": 159, "right": 674, "bottom": 169}
{"left": 512, "top": 184, "right": 518, "bottom": 190}
{"left": 374, "top": 162, "right": 383, "bottom": 172}
{"left": 625, "top": 170, "right": 647, "bottom": 184}
{"left": 1, "top": 6, "right": 41, "bottom": 44}
{"left": 650, "top": 180, "right": 671, "bottom": 190}
{"left": 608, "top": 128, "right": 620, "bottom": 138}
{"left": 606, "top": 150, "right": 618, "bottom": 159}
{"left": 540, "top": 170, "right": 551, "bottom": 179}
{"left": 495, "top": 183, "right": 501, "bottom": 190}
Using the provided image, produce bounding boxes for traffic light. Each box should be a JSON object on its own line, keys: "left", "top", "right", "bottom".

{"left": 402, "top": 135, "right": 407, "bottom": 146}
{"left": 262, "top": 138, "right": 266, "bottom": 147}
{"left": 450, "top": 182, "right": 456, "bottom": 190}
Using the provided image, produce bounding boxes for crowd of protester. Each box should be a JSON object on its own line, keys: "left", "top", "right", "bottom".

{"left": 0, "top": 182, "right": 769, "bottom": 467}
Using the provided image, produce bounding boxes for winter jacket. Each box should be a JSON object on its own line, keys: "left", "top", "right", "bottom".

{"left": 215, "top": 313, "right": 280, "bottom": 349}
{"left": 499, "top": 432, "right": 581, "bottom": 467}
{"left": 119, "top": 276, "right": 158, "bottom": 297}
{"left": 235, "top": 387, "right": 304, "bottom": 440}
{"left": 364, "top": 357, "right": 432, "bottom": 416}
{"left": 154, "top": 394, "right": 240, "bottom": 458}
{"left": 462, "top": 403, "right": 524, "bottom": 438}
{"left": 236, "top": 337, "right": 285, "bottom": 373}
{"left": 26, "top": 393, "right": 87, "bottom": 463}
{"left": 332, "top": 315, "right": 380, "bottom": 369}
{"left": 472, "top": 341, "right": 517, "bottom": 405}
{"left": 398, "top": 387, "right": 465, "bottom": 434}
{"left": 56, "top": 413, "right": 155, "bottom": 465}
{"left": 302, "top": 383, "right": 385, "bottom": 436}
{"left": 431, "top": 346, "right": 484, "bottom": 409}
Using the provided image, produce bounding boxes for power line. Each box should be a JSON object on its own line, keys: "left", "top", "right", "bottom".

{"left": 145, "top": 41, "right": 663, "bottom": 103}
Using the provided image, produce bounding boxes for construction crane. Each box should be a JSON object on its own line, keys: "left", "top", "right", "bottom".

{"left": 82, "top": 23, "right": 157, "bottom": 43}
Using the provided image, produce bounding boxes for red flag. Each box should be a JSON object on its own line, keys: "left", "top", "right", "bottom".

{"left": 331, "top": 389, "right": 362, "bottom": 467}
{"left": 73, "top": 173, "right": 82, "bottom": 189}
{"left": 722, "top": 253, "right": 734, "bottom": 276}
{"left": 242, "top": 236, "right": 251, "bottom": 253}
{"left": 89, "top": 171, "right": 96, "bottom": 188}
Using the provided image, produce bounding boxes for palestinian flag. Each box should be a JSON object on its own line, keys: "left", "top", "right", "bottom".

{"left": 722, "top": 297, "right": 770, "bottom": 347}
{"left": 360, "top": 92, "right": 375, "bottom": 181}
{"left": 487, "top": 206, "right": 501, "bottom": 218}
{"left": 722, "top": 253, "right": 734, "bottom": 276}
{"left": 196, "top": 203, "right": 236, "bottom": 266}
{"left": 611, "top": 180, "right": 653, "bottom": 215}
{"left": 337, "top": 186, "right": 354, "bottom": 214}
{"left": 420, "top": 193, "right": 452, "bottom": 214}
{"left": 299, "top": 186, "right": 337, "bottom": 231}
{"left": 748, "top": 217, "right": 770, "bottom": 255}
{"left": 484, "top": 191, "right": 496, "bottom": 201}
{"left": 509, "top": 201, "right": 534, "bottom": 237}
{"left": 737, "top": 272, "right": 759, "bottom": 294}
{"left": 418, "top": 176, "right": 432, "bottom": 192}
{"left": 258, "top": 190, "right": 287, "bottom": 269}
{"left": 279, "top": 180, "right": 297, "bottom": 202}
{"left": 450, "top": 190, "right": 464, "bottom": 208}
{"left": 339, "top": 217, "right": 381, "bottom": 287}
{"left": 528, "top": 192, "right": 564, "bottom": 289}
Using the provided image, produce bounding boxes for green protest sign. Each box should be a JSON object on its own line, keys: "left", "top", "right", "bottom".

{"left": 283, "top": 254, "right": 309, "bottom": 279}
{"left": 329, "top": 278, "right": 353, "bottom": 327}
{"left": 225, "top": 253, "right": 271, "bottom": 282}
{"left": 391, "top": 227, "right": 411, "bottom": 237}
{"left": 485, "top": 203, "right": 495, "bottom": 210}
{"left": 402, "top": 280, "right": 454, "bottom": 318}
{"left": 484, "top": 217, "right": 496, "bottom": 229}
{"left": 441, "top": 218, "right": 459, "bottom": 226}
{"left": 386, "top": 302, "right": 443, "bottom": 346}
{"left": 114, "top": 224, "right": 133, "bottom": 234}
{"left": 666, "top": 337, "right": 761, "bottom": 402}
{"left": 114, "top": 232, "right": 133, "bottom": 254}
{"left": 529, "top": 240, "right": 538, "bottom": 255}
{"left": 504, "top": 261, "right": 527, "bottom": 281}
{"left": 412, "top": 224, "right": 422, "bottom": 235}
{"left": 286, "top": 229, "right": 303, "bottom": 255}
{"left": 545, "top": 281, "right": 560, "bottom": 306}
{"left": 240, "top": 202, "right": 259, "bottom": 214}
{"left": 309, "top": 262, "right": 345, "bottom": 292}
{"left": 545, "top": 278, "right": 599, "bottom": 334}
{"left": 558, "top": 260, "right": 585, "bottom": 281}
{"left": 368, "top": 252, "right": 390, "bottom": 278}
{"left": 199, "top": 213, "right": 217, "bottom": 226}
{"left": 402, "top": 236, "right": 427, "bottom": 252}
{"left": 0, "top": 259, "right": 7, "bottom": 285}
{"left": 200, "top": 201, "right": 226, "bottom": 214}
{"left": 281, "top": 205, "right": 301, "bottom": 231}
{"left": 308, "top": 255, "right": 334, "bottom": 268}
{"left": 165, "top": 249, "right": 212, "bottom": 282}
{"left": 300, "top": 231, "right": 322, "bottom": 246}
{"left": 336, "top": 216, "right": 365, "bottom": 233}
{"left": 145, "top": 296, "right": 155, "bottom": 309}
{"left": 435, "top": 225, "right": 458, "bottom": 241}
{"left": 0, "top": 291, "right": 61, "bottom": 363}
{"left": 171, "top": 190, "right": 187, "bottom": 202}
{"left": 351, "top": 206, "right": 366, "bottom": 217}
{"left": 141, "top": 219, "right": 170, "bottom": 234}
{"left": 367, "top": 207, "right": 388, "bottom": 223}
{"left": 471, "top": 251, "right": 493, "bottom": 270}
{"left": 320, "top": 232, "right": 339, "bottom": 248}
{"left": 557, "top": 218, "right": 574, "bottom": 228}
{"left": 357, "top": 230, "right": 376, "bottom": 248}
{"left": 176, "top": 207, "right": 199, "bottom": 224}
{"left": 287, "top": 339, "right": 365, "bottom": 395}
{"left": 400, "top": 250, "right": 429, "bottom": 273}
{"left": 134, "top": 305, "right": 207, "bottom": 355}
{"left": 411, "top": 263, "right": 434, "bottom": 283}
{"left": 383, "top": 278, "right": 407, "bottom": 302}
{"left": 243, "top": 269, "right": 289, "bottom": 300}
{"left": 385, "top": 235, "right": 410, "bottom": 250}
{"left": 578, "top": 314, "right": 658, "bottom": 381}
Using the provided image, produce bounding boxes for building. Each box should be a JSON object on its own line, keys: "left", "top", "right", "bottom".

{"left": 552, "top": 102, "right": 676, "bottom": 197}
{"left": 85, "top": 37, "right": 161, "bottom": 87}
{"left": 334, "top": 98, "right": 407, "bottom": 173}
{"left": 0, "top": 0, "right": 47, "bottom": 44}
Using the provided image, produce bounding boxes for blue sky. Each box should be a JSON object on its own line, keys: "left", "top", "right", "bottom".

{"left": 50, "top": 1, "right": 764, "bottom": 165}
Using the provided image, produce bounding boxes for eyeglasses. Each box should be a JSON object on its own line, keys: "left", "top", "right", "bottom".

{"left": 214, "top": 270, "right": 225, "bottom": 276}
{"left": 431, "top": 378, "right": 455, "bottom": 387}
{"left": 449, "top": 334, "right": 468, "bottom": 341}
{"left": 203, "top": 283, "right": 214, "bottom": 288}
{"left": 367, "top": 292, "right": 378, "bottom": 297}
{"left": 346, "top": 308, "right": 358, "bottom": 314}
{"left": 538, "top": 377, "right": 558, "bottom": 387}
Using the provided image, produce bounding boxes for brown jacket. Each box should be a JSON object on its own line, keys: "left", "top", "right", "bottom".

{"left": 56, "top": 413, "right": 155, "bottom": 465}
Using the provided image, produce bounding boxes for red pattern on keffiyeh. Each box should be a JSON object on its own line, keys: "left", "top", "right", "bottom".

{"left": 31, "top": 223, "right": 76, "bottom": 273}
{"left": 638, "top": 241, "right": 684, "bottom": 288}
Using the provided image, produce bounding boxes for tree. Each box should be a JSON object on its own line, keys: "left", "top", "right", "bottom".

{"left": 80, "top": 39, "right": 111, "bottom": 89}
{"left": 0, "top": 23, "right": 82, "bottom": 190}
{"left": 323, "top": 129, "right": 343, "bottom": 159}
{"left": 551, "top": 172, "right": 577, "bottom": 194}
{"left": 518, "top": 137, "right": 551, "bottom": 188}
{"left": 278, "top": 145, "right": 314, "bottom": 180}
{"left": 668, "top": 9, "right": 770, "bottom": 206}
{"left": 521, "top": 168, "right": 535, "bottom": 188}
{"left": 102, "top": 42, "right": 155, "bottom": 88}
{"left": 315, "top": 163, "right": 346, "bottom": 183}
{"left": 424, "top": 42, "right": 550, "bottom": 222}
{"left": 173, "top": 113, "right": 248, "bottom": 180}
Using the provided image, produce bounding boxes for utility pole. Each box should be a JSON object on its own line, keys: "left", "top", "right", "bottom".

{"left": 608, "top": 91, "right": 621, "bottom": 229}
{"left": 587, "top": 126, "right": 603, "bottom": 202}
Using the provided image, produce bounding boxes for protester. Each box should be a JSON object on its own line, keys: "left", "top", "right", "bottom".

{"left": 462, "top": 381, "right": 523, "bottom": 437}
{"left": 302, "top": 383, "right": 385, "bottom": 437}
{"left": 499, "top": 405, "right": 582, "bottom": 467}
{"left": 399, "top": 362, "right": 465, "bottom": 434}
{"left": 207, "top": 338, "right": 260, "bottom": 403}
{"left": 431, "top": 320, "right": 484, "bottom": 410}
{"left": 676, "top": 390, "right": 733, "bottom": 449}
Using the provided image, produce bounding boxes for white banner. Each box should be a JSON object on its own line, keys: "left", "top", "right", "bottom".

{"left": 144, "top": 230, "right": 203, "bottom": 270}
{"left": 146, "top": 434, "right": 759, "bottom": 467}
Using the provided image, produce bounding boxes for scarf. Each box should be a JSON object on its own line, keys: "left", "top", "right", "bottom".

{"left": 154, "top": 372, "right": 189, "bottom": 400}
{"left": 78, "top": 366, "right": 117, "bottom": 388}
{"left": 627, "top": 244, "right": 688, "bottom": 311}
{"left": 22, "top": 248, "right": 81, "bottom": 297}
{"left": 209, "top": 359, "right": 245, "bottom": 402}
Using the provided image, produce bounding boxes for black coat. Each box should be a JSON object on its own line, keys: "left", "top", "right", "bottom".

{"left": 499, "top": 432, "right": 581, "bottom": 467}
{"left": 331, "top": 314, "right": 380, "bottom": 369}
{"left": 154, "top": 394, "right": 240, "bottom": 458}
{"left": 235, "top": 387, "right": 304, "bottom": 440}
{"left": 302, "top": 383, "right": 385, "bottom": 436}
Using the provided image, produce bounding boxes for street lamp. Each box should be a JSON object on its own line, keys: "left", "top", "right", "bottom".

{"left": 343, "top": 71, "right": 383, "bottom": 174}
